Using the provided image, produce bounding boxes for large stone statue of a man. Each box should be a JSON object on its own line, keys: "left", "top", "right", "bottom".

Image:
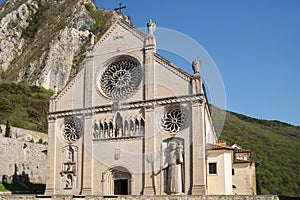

{"left": 164, "top": 141, "right": 184, "bottom": 194}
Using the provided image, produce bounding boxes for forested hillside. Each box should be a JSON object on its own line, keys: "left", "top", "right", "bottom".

{"left": 0, "top": 82, "right": 53, "bottom": 132}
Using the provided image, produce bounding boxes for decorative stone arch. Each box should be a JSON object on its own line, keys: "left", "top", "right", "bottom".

{"left": 102, "top": 166, "right": 132, "bottom": 195}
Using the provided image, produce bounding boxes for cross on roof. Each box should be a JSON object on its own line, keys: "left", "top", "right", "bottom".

{"left": 114, "top": 3, "right": 126, "bottom": 14}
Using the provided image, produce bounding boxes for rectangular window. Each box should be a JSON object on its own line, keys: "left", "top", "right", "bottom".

{"left": 232, "top": 168, "right": 235, "bottom": 175}
{"left": 209, "top": 163, "right": 217, "bottom": 174}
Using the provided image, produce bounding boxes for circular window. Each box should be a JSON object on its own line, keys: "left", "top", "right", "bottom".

{"left": 63, "top": 117, "right": 83, "bottom": 142}
{"left": 161, "top": 109, "right": 188, "bottom": 134}
{"left": 100, "top": 58, "right": 142, "bottom": 100}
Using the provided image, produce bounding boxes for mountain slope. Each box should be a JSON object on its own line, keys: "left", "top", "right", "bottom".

{"left": 0, "top": 82, "right": 52, "bottom": 132}
{"left": 0, "top": 0, "right": 120, "bottom": 91}
{"left": 218, "top": 110, "right": 300, "bottom": 197}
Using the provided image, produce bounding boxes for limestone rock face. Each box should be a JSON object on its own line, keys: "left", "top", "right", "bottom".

{"left": 0, "top": 0, "right": 115, "bottom": 91}
{"left": 0, "top": 0, "right": 38, "bottom": 72}
{"left": 34, "top": 19, "right": 91, "bottom": 90}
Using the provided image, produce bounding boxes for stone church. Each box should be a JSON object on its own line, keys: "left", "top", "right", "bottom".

{"left": 45, "top": 18, "right": 256, "bottom": 196}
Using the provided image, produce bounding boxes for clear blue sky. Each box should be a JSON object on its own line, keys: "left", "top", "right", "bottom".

{"left": 1, "top": 0, "right": 300, "bottom": 126}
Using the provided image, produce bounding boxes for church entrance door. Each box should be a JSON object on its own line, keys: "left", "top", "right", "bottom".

{"left": 102, "top": 166, "right": 131, "bottom": 195}
{"left": 114, "top": 179, "right": 128, "bottom": 195}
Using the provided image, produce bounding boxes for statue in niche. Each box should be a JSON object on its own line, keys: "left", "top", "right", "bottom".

{"left": 129, "top": 119, "right": 134, "bottom": 136}
{"left": 124, "top": 120, "right": 129, "bottom": 136}
{"left": 66, "top": 147, "right": 74, "bottom": 162}
{"left": 99, "top": 122, "right": 104, "bottom": 139}
{"left": 65, "top": 174, "right": 73, "bottom": 189}
{"left": 140, "top": 118, "right": 145, "bottom": 135}
{"left": 93, "top": 121, "right": 99, "bottom": 139}
{"left": 104, "top": 121, "right": 108, "bottom": 138}
{"left": 109, "top": 121, "right": 113, "bottom": 138}
{"left": 135, "top": 118, "right": 139, "bottom": 135}
{"left": 163, "top": 140, "right": 184, "bottom": 194}
{"left": 114, "top": 112, "right": 123, "bottom": 137}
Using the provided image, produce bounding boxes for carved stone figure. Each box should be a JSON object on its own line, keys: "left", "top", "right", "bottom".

{"left": 124, "top": 120, "right": 129, "bottom": 136}
{"left": 163, "top": 141, "right": 184, "bottom": 194}
{"left": 66, "top": 174, "right": 73, "bottom": 189}
{"left": 90, "top": 33, "right": 95, "bottom": 46}
{"left": 114, "top": 112, "right": 123, "bottom": 137}
{"left": 66, "top": 147, "right": 74, "bottom": 162}
{"left": 93, "top": 121, "right": 99, "bottom": 139}
{"left": 192, "top": 58, "right": 201, "bottom": 77}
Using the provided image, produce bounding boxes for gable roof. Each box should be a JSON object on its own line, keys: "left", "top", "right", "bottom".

{"left": 54, "top": 17, "right": 196, "bottom": 102}
{"left": 154, "top": 53, "right": 192, "bottom": 82}
{"left": 92, "top": 17, "right": 146, "bottom": 52}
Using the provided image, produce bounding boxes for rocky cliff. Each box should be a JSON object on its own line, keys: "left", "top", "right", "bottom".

{"left": 0, "top": 0, "right": 120, "bottom": 91}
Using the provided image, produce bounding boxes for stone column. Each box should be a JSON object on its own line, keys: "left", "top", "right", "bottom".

{"left": 191, "top": 101, "right": 206, "bottom": 195}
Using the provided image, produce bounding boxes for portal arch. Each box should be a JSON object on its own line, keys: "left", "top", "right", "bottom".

{"left": 102, "top": 166, "right": 132, "bottom": 195}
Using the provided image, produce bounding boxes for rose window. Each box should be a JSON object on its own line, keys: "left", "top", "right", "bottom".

{"left": 63, "top": 117, "right": 83, "bottom": 142}
{"left": 100, "top": 58, "right": 142, "bottom": 100}
{"left": 161, "top": 109, "right": 188, "bottom": 133}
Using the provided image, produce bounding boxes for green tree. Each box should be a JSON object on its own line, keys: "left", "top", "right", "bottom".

{"left": 5, "top": 119, "right": 11, "bottom": 138}
{"left": 38, "top": 138, "right": 43, "bottom": 144}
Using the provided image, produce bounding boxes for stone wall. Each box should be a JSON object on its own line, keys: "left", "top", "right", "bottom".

{"left": 0, "top": 135, "right": 48, "bottom": 183}
{"left": 0, "top": 195, "right": 280, "bottom": 200}
{"left": 0, "top": 124, "right": 48, "bottom": 143}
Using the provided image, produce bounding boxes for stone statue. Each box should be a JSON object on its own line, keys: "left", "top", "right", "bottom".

{"left": 147, "top": 19, "right": 156, "bottom": 35}
{"left": 93, "top": 121, "right": 99, "bottom": 139}
{"left": 163, "top": 141, "right": 184, "bottom": 194}
{"left": 192, "top": 58, "right": 201, "bottom": 78}
{"left": 90, "top": 33, "right": 95, "bottom": 46}
{"left": 66, "top": 147, "right": 74, "bottom": 162}
{"left": 66, "top": 175, "right": 72, "bottom": 188}
{"left": 114, "top": 112, "right": 123, "bottom": 137}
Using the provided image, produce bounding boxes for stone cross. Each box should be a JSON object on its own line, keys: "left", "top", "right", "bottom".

{"left": 114, "top": 3, "right": 126, "bottom": 14}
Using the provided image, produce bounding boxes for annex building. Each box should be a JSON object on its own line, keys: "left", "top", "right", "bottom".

{"left": 45, "top": 17, "right": 256, "bottom": 196}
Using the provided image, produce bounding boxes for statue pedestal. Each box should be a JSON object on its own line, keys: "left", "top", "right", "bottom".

{"left": 81, "top": 187, "right": 92, "bottom": 195}
{"left": 143, "top": 186, "right": 156, "bottom": 195}
{"left": 191, "top": 185, "right": 206, "bottom": 195}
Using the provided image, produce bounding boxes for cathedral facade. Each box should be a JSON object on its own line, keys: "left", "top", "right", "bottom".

{"left": 45, "top": 18, "right": 254, "bottom": 196}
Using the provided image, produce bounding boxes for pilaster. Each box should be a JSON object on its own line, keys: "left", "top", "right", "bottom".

{"left": 142, "top": 106, "right": 156, "bottom": 195}
{"left": 80, "top": 53, "right": 94, "bottom": 195}
{"left": 191, "top": 101, "right": 206, "bottom": 195}
{"left": 45, "top": 118, "right": 57, "bottom": 195}
{"left": 142, "top": 20, "right": 157, "bottom": 195}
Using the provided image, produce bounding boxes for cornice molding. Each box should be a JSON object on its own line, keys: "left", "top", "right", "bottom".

{"left": 154, "top": 54, "right": 192, "bottom": 82}
{"left": 49, "top": 94, "right": 204, "bottom": 119}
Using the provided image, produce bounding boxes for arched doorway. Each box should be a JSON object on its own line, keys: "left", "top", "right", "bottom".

{"left": 102, "top": 166, "right": 131, "bottom": 195}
